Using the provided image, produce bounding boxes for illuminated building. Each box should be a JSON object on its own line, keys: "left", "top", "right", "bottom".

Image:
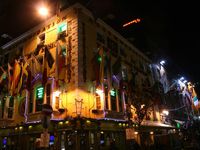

{"left": 0, "top": 3, "right": 196, "bottom": 149}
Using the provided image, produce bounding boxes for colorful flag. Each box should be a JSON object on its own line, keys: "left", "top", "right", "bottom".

{"left": 44, "top": 46, "right": 54, "bottom": 68}
{"left": 0, "top": 66, "right": 7, "bottom": 84}
{"left": 31, "top": 54, "right": 41, "bottom": 77}
{"left": 8, "top": 63, "right": 13, "bottom": 91}
{"left": 11, "top": 60, "right": 21, "bottom": 95}
{"left": 17, "top": 61, "right": 28, "bottom": 93}
{"left": 55, "top": 42, "right": 66, "bottom": 88}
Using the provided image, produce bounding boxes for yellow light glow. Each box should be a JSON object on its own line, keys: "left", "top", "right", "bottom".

{"left": 59, "top": 121, "right": 63, "bottom": 125}
{"left": 52, "top": 91, "right": 61, "bottom": 109}
{"left": 38, "top": 6, "right": 49, "bottom": 17}
{"left": 141, "top": 104, "right": 145, "bottom": 109}
{"left": 96, "top": 89, "right": 103, "bottom": 95}
{"left": 150, "top": 131, "right": 154, "bottom": 135}
{"left": 86, "top": 120, "right": 91, "bottom": 124}
{"left": 19, "top": 126, "right": 23, "bottom": 130}
{"left": 134, "top": 131, "right": 138, "bottom": 135}
{"left": 28, "top": 125, "right": 33, "bottom": 129}
{"left": 65, "top": 121, "right": 69, "bottom": 124}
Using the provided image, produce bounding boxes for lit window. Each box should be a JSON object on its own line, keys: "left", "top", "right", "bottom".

{"left": 35, "top": 86, "right": 44, "bottom": 112}
{"left": 58, "top": 23, "right": 67, "bottom": 33}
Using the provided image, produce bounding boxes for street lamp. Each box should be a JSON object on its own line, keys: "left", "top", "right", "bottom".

{"left": 38, "top": 6, "right": 49, "bottom": 17}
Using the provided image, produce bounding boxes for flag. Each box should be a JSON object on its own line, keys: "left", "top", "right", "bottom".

{"left": 55, "top": 42, "right": 66, "bottom": 88}
{"left": 0, "top": 67, "right": 7, "bottom": 93}
{"left": 11, "top": 60, "right": 21, "bottom": 95}
{"left": 17, "top": 61, "right": 28, "bottom": 93}
{"left": 0, "top": 67, "right": 7, "bottom": 84}
{"left": 31, "top": 54, "right": 42, "bottom": 77}
{"left": 8, "top": 63, "right": 13, "bottom": 91}
{"left": 44, "top": 46, "right": 54, "bottom": 68}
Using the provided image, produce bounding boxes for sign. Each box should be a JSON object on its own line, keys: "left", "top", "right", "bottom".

{"left": 36, "top": 87, "right": 44, "bottom": 99}
{"left": 126, "top": 128, "right": 135, "bottom": 140}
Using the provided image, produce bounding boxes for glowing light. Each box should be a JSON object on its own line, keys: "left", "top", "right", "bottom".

{"left": 100, "top": 131, "right": 104, "bottom": 134}
{"left": 28, "top": 125, "right": 33, "bottom": 129}
{"left": 52, "top": 90, "right": 61, "bottom": 109}
{"left": 86, "top": 120, "right": 91, "bottom": 124}
{"left": 58, "top": 121, "right": 63, "bottom": 125}
{"left": 162, "top": 110, "right": 169, "bottom": 116}
{"left": 38, "top": 6, "right": 49, "bottom": 17}
{"left": 141, "top": 104, "right": 145, "bottom": 109}
{"left": 54, "top": 91, "right": 61, "bottom": 97}
{"left": 96, "top": 89, "right": 103, "bottom": 95}
{"left": 160, "top": 60, "right": 165, "bottom": 65}
{"left": 134, "top": 131, "right": 138, "bottom": 135}
{"left": 179, "top": 77, "right": 184, "bottom": 81}
{"left": 183, "top": 80, "right": 187, "bottom": 84}
{"left": 110, "top": 89, "right": 116, "bottom": 96}
{"left": 150, "top": 131, "right": 154, "bottom": 135}
{"left": 123, "top": 18, "right": 141, "bottom": 27}
{"left": 65, "top": 121, "right": 69, "bottom": 124}
{"left": 19, "top": 126, "right": 23, "bottom": 130}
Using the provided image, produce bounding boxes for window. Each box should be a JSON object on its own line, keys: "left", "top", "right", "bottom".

{"left": 120, "top": 47, "right": 127, "bottom": 57}
{"left": 57, "top": 23, "right": 67, "bottom": 40}
{"left": 0, "top": 97, "right": 6, "bottom": 118}
{"left": 38, "top": 33, "right": 45, "bottom": 45}
{"left": 35, "top": 86, "right": 44, "bottom": 112}
{"left": 118, "top": 90, "right": 123, "bottom": 112}
{"left": 110, "top": 89, "right": 117, "bottom": 111}
{"left": 97, "top": 32, "right": 105, "bottom": 44}
{"left": 46, "top": 83, "right": 51, "bottom": 105}
{"left": 104, "top": 85, "right": 109, "bottom": 110}
{"left": 96, "top": 93, "right": 101, "bottom": 110}
{"left": 107, "top": 37, "right": 118, "bottom": 57}
{"left": 58, "top": 23, "right": 67, "bottom": 33}
{"left": 8, "top": 96, "right": 14, "bottom": 118}
{"left": 29, "top": 91, "right": 33, "bottom": 113}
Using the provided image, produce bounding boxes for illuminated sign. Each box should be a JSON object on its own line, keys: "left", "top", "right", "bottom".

{"left": 36, "top": 87, "right": 44, "bottom": 99}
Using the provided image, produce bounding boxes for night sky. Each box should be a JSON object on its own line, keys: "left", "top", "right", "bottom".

{"left": 0, "top": 0, "right": 200, "bottom": 92}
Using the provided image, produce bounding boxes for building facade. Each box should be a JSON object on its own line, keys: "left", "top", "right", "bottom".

{"left": 0, "top": 3, "right": 189, "bottom": 150}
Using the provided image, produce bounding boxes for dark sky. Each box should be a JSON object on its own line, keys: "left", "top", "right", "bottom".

{"left": 0, "top": 0, "right": 200, "bottom": 91}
